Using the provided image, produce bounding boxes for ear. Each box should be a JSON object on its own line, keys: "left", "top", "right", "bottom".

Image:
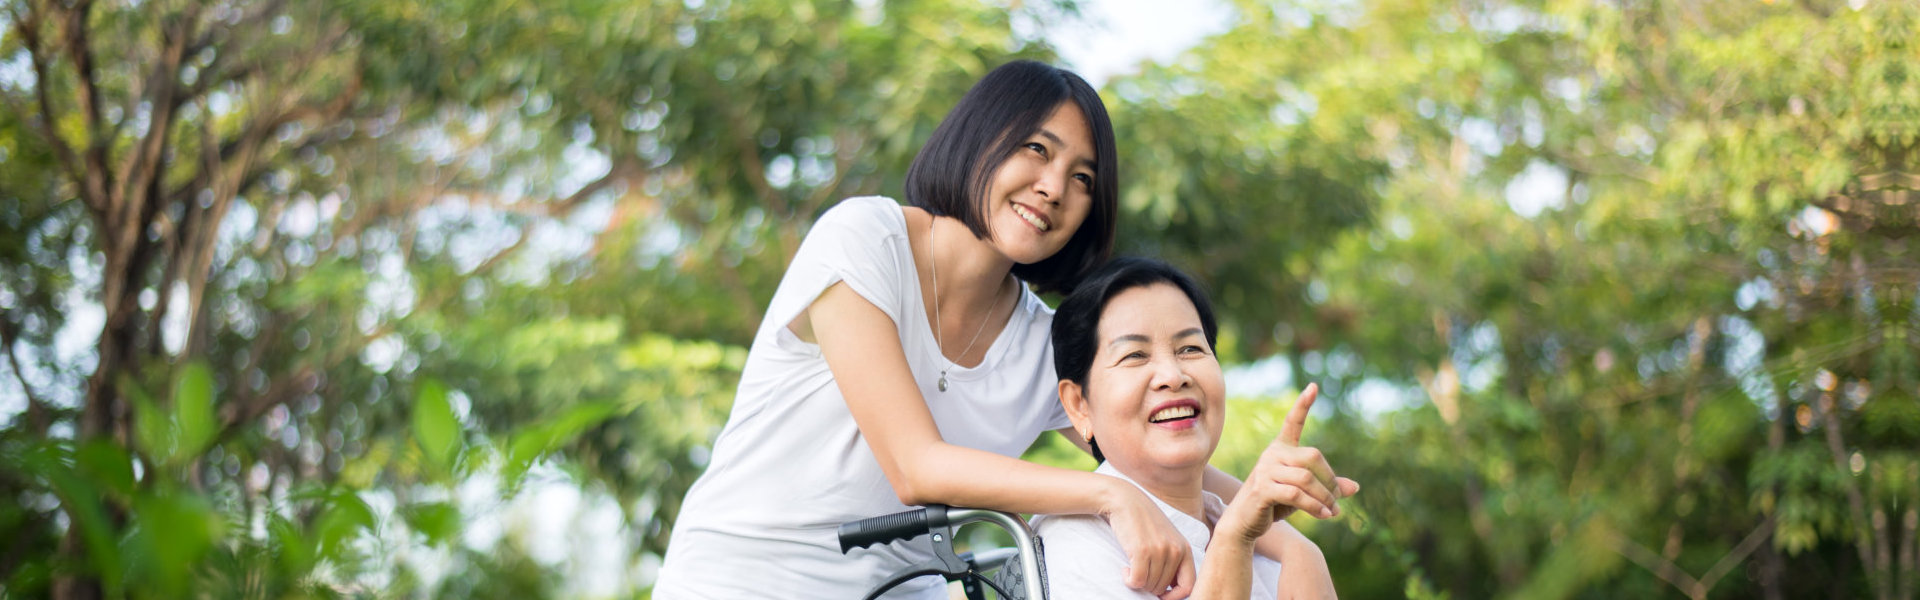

{"left": 1058, "top": 378, "right": 1093, "bottom": 438}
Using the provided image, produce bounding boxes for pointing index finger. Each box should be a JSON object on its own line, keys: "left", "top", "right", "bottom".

{"left": 1279, "top": 383, "right": 1318, "bottom": 446}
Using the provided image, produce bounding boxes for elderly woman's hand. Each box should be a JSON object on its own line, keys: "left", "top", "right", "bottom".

{"left": 1101, "top": 477, "right": 1199, "bottom": 599}
{"left": 1223, "top": 384, "right": 1360, "bottom": 544}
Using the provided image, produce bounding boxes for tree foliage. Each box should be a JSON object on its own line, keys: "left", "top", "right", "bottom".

{"left": 1119, "top": 1, "right": 1916, "bottom": 598}
{"left": 2, "top": 0, "right": 1914, "bottom": 598}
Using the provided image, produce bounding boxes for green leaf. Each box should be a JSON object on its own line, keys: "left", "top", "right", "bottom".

{"left": 19, "top": 443, "right": 123, "bottom": 593}
{"left": 400, "top": 501, "right": 461, "bottom": 547}
{"left": 314, "top": 491, "right": 377, "bottom": 561}
{"left": 128, "top": 493, "right": 224, "bottom": 597}
{"left": 129, "top": 384, "right": 174, "bottom": 466}
{"left": 412, "top": 378, "right": 461, "bottom": 478}
{"left": 74, "top": 440, "right": 136, "bottom": 500}
{"left": 502, "top": 400, "right": 621, "bottom": 490}
{"left": 172, "top": 361, "right": 218, "bottom": 460}
{"left": 267, "top": 513, "right": 314, "bottom": 575}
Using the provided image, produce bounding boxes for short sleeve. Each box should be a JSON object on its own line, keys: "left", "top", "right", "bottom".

{"left": 760, "top": 197, "right": 911, "bottom": 336}
{"left": 1032, "top": 302, "right": 1075, "bottom": 433}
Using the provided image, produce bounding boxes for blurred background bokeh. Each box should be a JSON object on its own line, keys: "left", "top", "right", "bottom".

{"left": 2, "top": 0, "right": 1915, "bottom": 597}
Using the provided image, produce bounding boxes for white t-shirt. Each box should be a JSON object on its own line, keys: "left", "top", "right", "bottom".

{"left": 1033, "top": 462, "right": 1283, "bottom": 599}
{"left": 655, "top": 196, "right": 1072, "bottom": 599}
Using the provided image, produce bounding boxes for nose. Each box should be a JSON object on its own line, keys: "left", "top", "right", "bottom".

{"left": 1149, "top": 356, "right": 1191, "bottom": 392}
{"left": 1032, "top": 166, "right": 1065, "bottom": 204}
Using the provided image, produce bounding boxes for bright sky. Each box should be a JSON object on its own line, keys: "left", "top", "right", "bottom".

{"left": 1046, "top": 0, "right": 1235, "bottom": 87}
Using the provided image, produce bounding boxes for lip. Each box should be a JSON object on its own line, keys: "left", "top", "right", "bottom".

{"left": 1147, "top": 398, "right": 1202, "bottom": 430}
{"left": 1010, "top": 201, "right": 1053, "bottom": 233}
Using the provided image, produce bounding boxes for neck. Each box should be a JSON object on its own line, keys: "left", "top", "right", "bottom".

{"left": 1111, "top": 461, "right": 1210, "bottom": 525}
{"left": 927, "top": 216, "right": 1015, "bottom": 308}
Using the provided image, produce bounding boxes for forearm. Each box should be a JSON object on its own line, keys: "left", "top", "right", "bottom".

{"left": 1191, "top": 543, "right": 1255, "bottom": 600}
{"left": 1251, "top": 519, "right": 1335, "bottom": 598}
{"left": 1197, "top": 508, "right": 1331, "bottom": 600}
{"left": 896, "top": 439, "right": 1132, "bottom": 516}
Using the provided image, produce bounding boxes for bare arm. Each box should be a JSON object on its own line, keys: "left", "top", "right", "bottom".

{"left": 808, "top": 282, "right": 1196, "bottom": 599}
{"left": 1273, "top": 532, "right": 1337, "bottom": 600}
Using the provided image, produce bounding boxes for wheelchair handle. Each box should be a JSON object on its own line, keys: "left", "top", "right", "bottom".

{"left": 838, "top": 505, "right": 950, "bottom": 553}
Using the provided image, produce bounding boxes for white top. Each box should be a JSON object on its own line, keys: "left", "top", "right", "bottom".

{"left": 654, "top": 196, "right": 1072, "bottom": 599}
{"left": 1033, "top": 462, "right": 1282, "bottom": 599}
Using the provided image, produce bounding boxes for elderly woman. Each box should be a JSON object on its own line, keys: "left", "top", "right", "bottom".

{"left": 1036, "top": 257, "right": 1361, "bottom": 599}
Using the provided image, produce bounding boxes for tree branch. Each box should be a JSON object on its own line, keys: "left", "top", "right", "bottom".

{"left": 0, "top": 311, "right": 54, "bottom": 435}
{"left": 1696, "top": 516, "right": 1776, "bottom": 593}
{"left": 110, "top": 2, "right": 195, "bottom": 205}
{"left": 186, "top": 0, "right": 288, "bottom": 57}
{"left": 163, "top": 32, "right": 361, "bottom": 358}
{"left": 10, "top": 4, "right": 91, "bottom": 209}
{"left": 102, "top": 4, "right": 199, "bottom": 324}
{"left": 212, "top": 366, "right": 316, "bottom": 449}
{"left": 61, "top": 0, "right": 110, "bottom": 177}
{"left": 445, "top": 155, "right": 641, "bottom": 275}
{"left": 1607, "top": 530, "right": 1702, "bottom": 599}
{"left": 1815, "top": 387, "right": 1885, "bottom": 593}
{"left": 1900, "top": 506, "right": 1917, "bottom": 600}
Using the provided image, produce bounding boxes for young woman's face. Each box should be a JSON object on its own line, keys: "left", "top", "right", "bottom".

{"left": 1068, "top": 283, "right": 1225, "bottom": 473}
{"left": 982, "top": 101, "right": 1096, "bottom": 264}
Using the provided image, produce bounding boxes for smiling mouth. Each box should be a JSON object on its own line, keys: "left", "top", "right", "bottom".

{"left": 1012, "top": 204, "right": 1051, "bottom": 232}
{"left": 1149, "top": 405, "right": 1198, "bottom": 424}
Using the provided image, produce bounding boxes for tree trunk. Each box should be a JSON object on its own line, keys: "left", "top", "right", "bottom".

{"left": 1759, "top": 389, "right": 1786, "bottom": 600}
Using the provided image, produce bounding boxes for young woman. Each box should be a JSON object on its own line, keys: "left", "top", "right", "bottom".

{"left": 655, "top": 61, "right": 1325, "bottom": 599}
{"left": 1038, "top": 257, "right": 1361, "bottom": 599}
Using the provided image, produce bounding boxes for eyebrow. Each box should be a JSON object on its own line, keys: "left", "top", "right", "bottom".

{"left": 1038, "top": 129, "right": 1098, "bottom": 171}
{"left": 1103, "top": 328, "right": 1205, "bottom": 351}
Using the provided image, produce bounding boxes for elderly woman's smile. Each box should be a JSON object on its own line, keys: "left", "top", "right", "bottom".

{"left": 1079, "top": 282, "right": 1226, "bottom": 479}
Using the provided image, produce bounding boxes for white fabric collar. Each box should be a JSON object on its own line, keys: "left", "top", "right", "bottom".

{"left": 1093, "top": 461, "right": 1225, "bottom": 550}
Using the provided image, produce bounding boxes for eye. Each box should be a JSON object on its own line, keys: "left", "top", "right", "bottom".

{"left": 1118, "top": 350, "right": 1148, "bottom": 364}
{"left": 1073, "top": 173, "right": 1094, "bottom": 188}
{"left": 1180, "top": 345, "right": 1209, "bottom": 356}
{"left": 1025, "top": 142, "right": 1048, "bottom": 157}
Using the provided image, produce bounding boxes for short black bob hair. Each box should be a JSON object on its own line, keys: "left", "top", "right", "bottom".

{"left": 1051, "top": 257, "right": 1219, "bottom": 463}
{"left": 904, "top": 60, "right": 1118, "bottom": 295}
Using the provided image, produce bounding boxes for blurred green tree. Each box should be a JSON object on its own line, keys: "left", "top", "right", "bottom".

{"left": 1103, "top": 1, "right": 1916, "bottom": 598}
{"left": 5, "top": 0, "right": 1916, "bottom": 597}
{"left": 1, "top": 0, "right": 1095, "bottom": 596}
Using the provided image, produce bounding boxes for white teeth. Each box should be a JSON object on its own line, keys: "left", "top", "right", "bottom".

{"left": 1013, "top": 204, "right": 1049, "bottom": 232}
{"left": 1149, "top": 405, "right": 1197, "bottom": 422}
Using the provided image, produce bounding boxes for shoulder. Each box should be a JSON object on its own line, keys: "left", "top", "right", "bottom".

{"left": 1035, "top": 515, "right": 1151, "bottom": 598}
{"left": 791, "top": 196, "right": 912, "bottom": 276}
{"left": 812, "top": 196, "right": 906, "bottom": 234}
{"left": 1034, "top": 513, "right": 1125, "bottom": 558}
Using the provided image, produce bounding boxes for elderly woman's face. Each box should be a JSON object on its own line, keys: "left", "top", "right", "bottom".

{"left": 1079, "top": 283, "right": 1225, "bottom": 472}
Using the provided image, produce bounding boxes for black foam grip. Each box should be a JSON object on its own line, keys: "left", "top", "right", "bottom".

{"left": 838, "top": 506, "right": 944, "bottom": 553}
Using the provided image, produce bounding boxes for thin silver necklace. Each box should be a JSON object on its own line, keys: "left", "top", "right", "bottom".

{"left": 928, "top": 216, "right": 1006, "bottom": 392}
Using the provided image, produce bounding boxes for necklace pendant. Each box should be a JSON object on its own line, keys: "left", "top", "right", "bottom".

{"left": 938, "top": 372, "right": 949, "bottom": 392}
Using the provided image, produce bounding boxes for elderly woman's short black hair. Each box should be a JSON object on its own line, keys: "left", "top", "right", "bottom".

{"left": 904, "top": 60, "right": 1118, "bottom": 295}
{"left": 1051, "top": 257, "right": 1219, "bottom": 462}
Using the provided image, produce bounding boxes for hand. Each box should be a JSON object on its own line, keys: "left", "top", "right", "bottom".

{"left": 1103, "top": 478, "right": 1198, "bottom": 599}
{"left": 1228, "top": 383, "right": 1361, "bottom": 541}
